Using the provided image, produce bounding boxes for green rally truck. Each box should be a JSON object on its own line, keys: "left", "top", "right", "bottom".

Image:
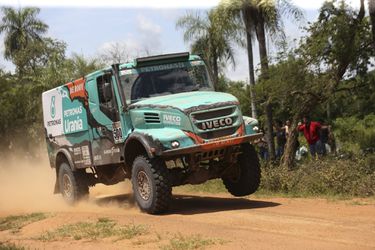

{"left": 42, "top": 52, "right": 262, "bottom": 214}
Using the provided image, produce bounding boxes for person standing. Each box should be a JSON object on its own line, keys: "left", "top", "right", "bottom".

{"left": 297, "top": 116, "right": 322, "bottom": 158}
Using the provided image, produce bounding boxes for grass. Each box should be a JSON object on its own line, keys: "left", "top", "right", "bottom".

{"left": 161, "top": 234, "right": 225, "bottom": 250}
{"left": 0, "top": 242, "right": 25, "bottom": 250}
{"left": 37, "top": 218, "right": 148, "bottom": 241}
{"left": 0, "top": 212, "right": 48, "bottom": 233}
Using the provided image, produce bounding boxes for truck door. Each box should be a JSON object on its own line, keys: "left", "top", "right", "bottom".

{"left": 86, "top": 72, "right": 123, "bottom": 166}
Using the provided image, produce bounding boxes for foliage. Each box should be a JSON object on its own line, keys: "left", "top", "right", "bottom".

{"left": 260, "top": 155, "right": 375, "bottom": 197}
{"left": 334, "top": 114, "right": 375, "bottom": 153}
{"left": 0, "top": 7, "right": 48, "bottom": 65}
{"left": 217, "top": 76, "right": 252, "bottom": 115}
{"left": 176, "top": 9, "right": 239, "bottom": 88}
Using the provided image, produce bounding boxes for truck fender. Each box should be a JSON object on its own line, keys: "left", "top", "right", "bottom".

{"left": 123, "top": 132, "right": 164, "bottom": 167}
{"left": 55, "top": 148, "right": 75, "bottom": 170}
{"left": 53, "top": 148, "right": 75, "bottom": 194}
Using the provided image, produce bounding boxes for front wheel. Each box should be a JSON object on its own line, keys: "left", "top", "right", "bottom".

{"left": 58, "top": 162, "right": 89, "bottom": 204}
{"left": 222, "top": 143, "right": 261, "bottom": 196}
{"left": 131, "top": 156, "right": 171, "bottom": 214}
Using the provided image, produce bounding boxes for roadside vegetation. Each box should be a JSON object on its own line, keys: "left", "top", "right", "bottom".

{"left": 37, "top": 218, "right": 148, "bottom": 241}
{"left": 0, "top": 212, "right": 48, "bottom": 233}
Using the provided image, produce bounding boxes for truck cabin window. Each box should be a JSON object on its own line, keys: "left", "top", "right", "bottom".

{"left": 97, "top": 74, "right": 116, "bottom": 120}
{"left": 120, "top": 61, "right": 213, "bottom": 103}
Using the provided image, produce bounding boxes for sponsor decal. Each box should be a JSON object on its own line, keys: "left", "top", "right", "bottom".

{"left": 81, "top": 145, "right": 91, "bottom": 165}
{"left": 104, "top": 147, "right": 120, "bottom": 156}
{"left": 63, "top": 106, "right": 84, "bottom": 133}
{"left": 46, "top": 95, "right": 62, "bottom": 127}
{"left": 163, "top": 114, "right": 181, "bottom": 126}
{"left": 94, "top": 155, "right": 102, "bottom": 161}
{"left": 73, "top": 147, "right": 81, "bottom": 156}
{"left": 200, "top": 117, "right": 233, "bottom": 130}
{"left": 66, "top": 78, "right": 87, "bottom": 101}
{"left": 138, "top": 62, "right": 185, "bottom": 73}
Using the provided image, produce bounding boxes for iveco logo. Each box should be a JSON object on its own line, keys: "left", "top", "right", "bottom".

{"left": 201, "top": 117, "right": 233, "bottom": 130}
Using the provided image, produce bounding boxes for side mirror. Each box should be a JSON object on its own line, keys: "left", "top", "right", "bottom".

{"left": 103, "top": 82, "right": 113, "bottom": 102}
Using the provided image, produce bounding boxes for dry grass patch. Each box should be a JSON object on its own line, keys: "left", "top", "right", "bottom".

{"left": 0, "top": 242, "right": 26, "bottom": 250}
{"left": 37, "top": 217, "right": 148, "bottom": 241}
{"left": 0, "top": 212, "right": 48, "bottom": 233}
{"left": 161, "top": 233, "right": 226, "bottom": 250}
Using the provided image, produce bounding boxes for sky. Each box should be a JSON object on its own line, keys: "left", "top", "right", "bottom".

{"left": 0, "top": 0, "right": 365, "bottom": 81}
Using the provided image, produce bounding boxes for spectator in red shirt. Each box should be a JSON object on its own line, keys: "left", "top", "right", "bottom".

{"left": 297, "top": 116, "right": 323, "bottom": 157}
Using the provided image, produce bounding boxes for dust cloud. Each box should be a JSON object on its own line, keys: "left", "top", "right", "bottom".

{"left": 0, "top": 149, "right": 135, "bottom": 214}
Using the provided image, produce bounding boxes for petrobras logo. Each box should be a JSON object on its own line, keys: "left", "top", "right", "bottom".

{"left": 200, "top": 117, "right": 233, "bottom": 130}
{"left": 50, "top": 95, "right": 56, "bottom": 118}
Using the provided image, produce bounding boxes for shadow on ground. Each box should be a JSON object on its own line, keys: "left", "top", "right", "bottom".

{"left": 168, "top": 195, "right": 280, "bottom": 215}
{"left": 94, "top": 193, "right": 280, "bottom": 215}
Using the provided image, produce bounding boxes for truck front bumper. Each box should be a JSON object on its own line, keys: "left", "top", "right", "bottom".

{"left": 159, "top": 133, "right": 262, "bottom": 158}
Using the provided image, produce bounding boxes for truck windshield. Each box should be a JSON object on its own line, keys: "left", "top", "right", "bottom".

{"left": 120, "top": 61, "right": 214, "bottom": 103}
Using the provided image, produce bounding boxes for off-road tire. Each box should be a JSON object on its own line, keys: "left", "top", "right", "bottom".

{"left": 222, "top": 143, "right": 261, "bottom": 196}
{"left": 131, "top": 155, "right": 171, "bottom": 214}
{"left": 58, "top": 162, "right": 89, "bottom": 205}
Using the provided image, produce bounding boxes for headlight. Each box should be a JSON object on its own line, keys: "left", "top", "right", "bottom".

{"left": 171, "top": 140, "right": 180, "bottom": 148}
{"left": 253, "top": 126, "right": 259, "bottom": 132}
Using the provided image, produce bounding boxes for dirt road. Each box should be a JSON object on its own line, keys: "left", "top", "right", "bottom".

{"left": 0, "top": 158, "right": 374, "bottom": 249}
{"left": 1, "top": 188, "right": 375, "bottom": 250}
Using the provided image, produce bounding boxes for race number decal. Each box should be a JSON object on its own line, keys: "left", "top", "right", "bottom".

{"left": 112, "top": 121, "right": 123, "bottom": 143}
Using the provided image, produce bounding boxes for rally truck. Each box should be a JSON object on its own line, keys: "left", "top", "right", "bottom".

{"left": 42, "top": 52, "right": 262, "bottom": 214}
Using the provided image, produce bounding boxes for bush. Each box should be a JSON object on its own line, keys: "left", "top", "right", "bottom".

{"left": 260, "top": 155, "right": 375, "bottom": 197}
{"left": 334, "top": 114, "right": 375, "bottom": 153}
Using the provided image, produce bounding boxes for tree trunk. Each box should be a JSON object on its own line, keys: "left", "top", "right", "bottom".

{"left": 282, "top": 114, "right": 301, "bottom": 169}
{"left": 255, "top": 18, "right": 269, "bottom": 79}
{"left": 212, "top": 52, "right": 219, "bottom": 91}
{"left": 369, "top": 0, "right": 375, "bottom": 49}
{"left": 243, "top": 8, "right": 257, "bottom": 118}
{"left": 255, "top": 19, "right": 275, "bottom": 159}
{"left": 265, "top": 102, "right": 276, "bottom": 160}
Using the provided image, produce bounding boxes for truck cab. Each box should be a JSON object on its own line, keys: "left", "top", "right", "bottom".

{"left": 42, "top": 52, "right": 261, "bottom": 214}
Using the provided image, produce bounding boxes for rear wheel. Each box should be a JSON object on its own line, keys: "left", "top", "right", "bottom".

{"left": 222, "top": 143, "right": 261, "bottom": 196}
{"left": 131, "top": 155, "right": 171, "bottom": 214}
{"left": 58, "top": 162, "right": 89, "bottom": 204}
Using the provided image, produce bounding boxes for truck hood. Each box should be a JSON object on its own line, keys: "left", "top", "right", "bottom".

{"left": 128, "top": 91, "right": 239, "bottom": 112}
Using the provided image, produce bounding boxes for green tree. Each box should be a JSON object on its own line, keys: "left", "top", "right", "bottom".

{"left": 279, "top": 0, "right": 369, "bottom": 168}
{"left": 70, "top": 53, "right": 104, "bottom": 79}
{"left": 176, "top": 10, "right": 238, "bottom": 90}
{"left": 0, "top": 7, "right": 48, "bottom": 69}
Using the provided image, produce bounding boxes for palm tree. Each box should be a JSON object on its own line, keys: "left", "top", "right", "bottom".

{"left": 176, "top": 10, "right": 237, "bottom": 90}
{"left": 220, "top": 0, "right": 303, "bottom": 160}
{"left": 0, "top": 7, "right": 48, "bottom": 61}
{"left": 217, "top": 3, "right": 258, "bottom": 119}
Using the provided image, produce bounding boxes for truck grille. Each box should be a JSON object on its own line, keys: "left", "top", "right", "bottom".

{"left": 144, "top": 112, "right": 160, "bottom": 123}
{"left": 190, "top": 105, "right": 241, "bottom": 141}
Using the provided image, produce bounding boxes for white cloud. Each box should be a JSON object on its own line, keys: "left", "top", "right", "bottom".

{"left": 137, "top": 14, "right": 161, "bottom": 35}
